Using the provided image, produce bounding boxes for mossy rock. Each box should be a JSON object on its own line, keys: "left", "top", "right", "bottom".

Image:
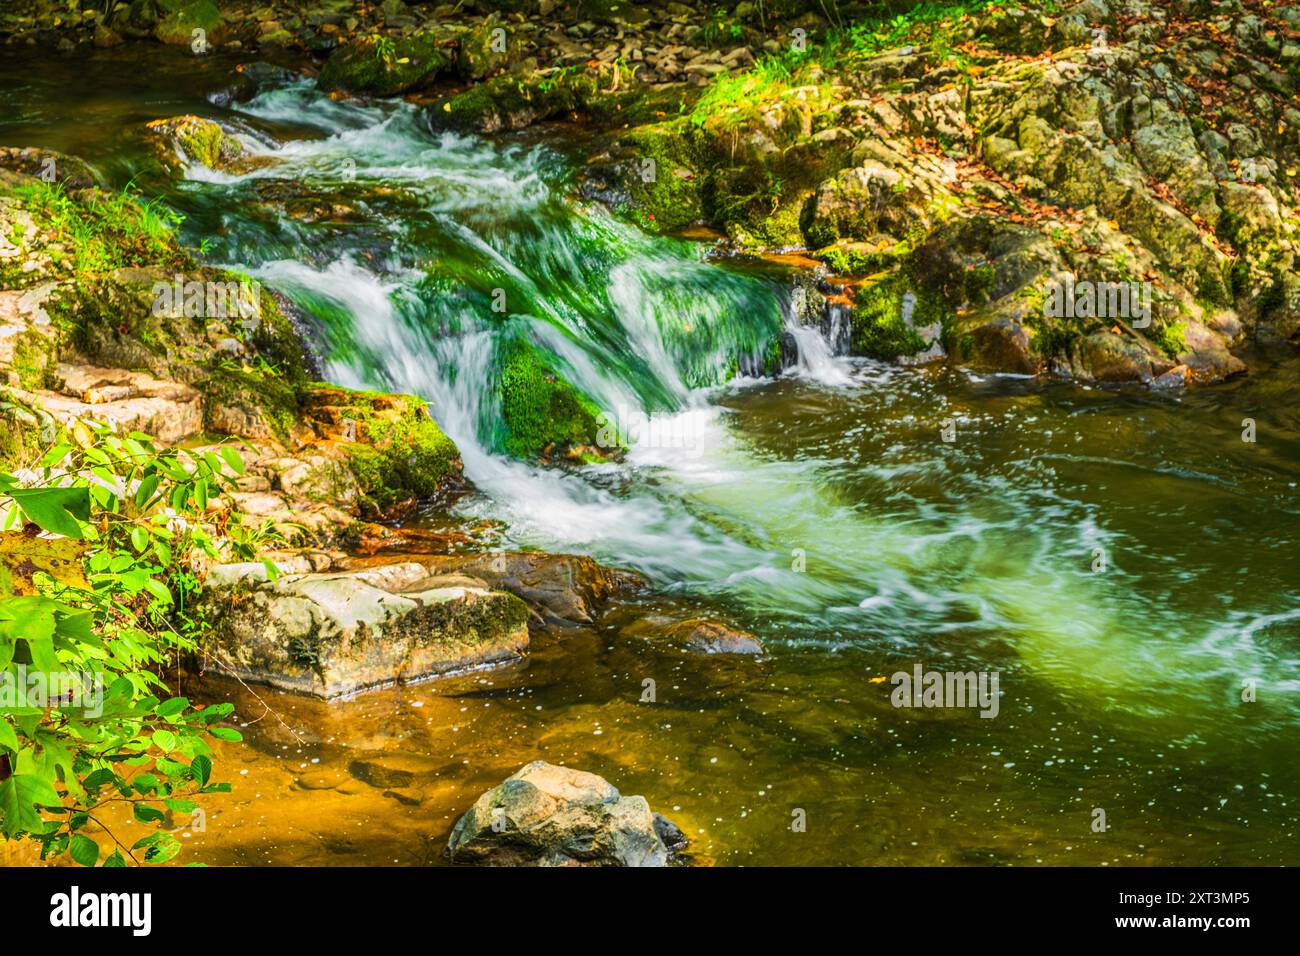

{"left": 145, "top": 115, "right": 245, "bottom": 172}
{"left": 429, "top": 68, "right": 680, "bottom": 136}
{"left": 202, "top": 362, "right": 300, "bottom": 441}
{"left": 847, "top": 272, "right": 949, "bottom": 360}
{"left": 429, "top": 69, "right": 599, "bottom": 134}
{"left": 9, "top": 326, "right": 62, "bottom": 392}
{"left": 318, "top": 32, "right": 455, "bottom": 96}
{"left": 298, "top": 386, "right": 463, "bottom": 506}
{"left": 0, "top": 393, "right": 50, "bottom": 472}
{"left": 154, "top": 0, "right": 223, "bottom": 46}
{"left": 51, "top": 266, "right": 306, "bottom": 387}
{"left": 0, "top": 147, "right": 101, "bottom": 191}
{"left": 458, "top": 17, "right": 523, "bottom": 82}
{"left": 496, "top": 338, "right": 604, "bottom": 462}
{"left": 615, "top": 120, "right": 705, "bottom": 233}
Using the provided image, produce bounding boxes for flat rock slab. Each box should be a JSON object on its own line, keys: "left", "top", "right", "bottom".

{"left": 340, "top": 551, "right": 643, "bottom": 625}
{"left": 201, "top": 561, "right": 530, "bottom": 699}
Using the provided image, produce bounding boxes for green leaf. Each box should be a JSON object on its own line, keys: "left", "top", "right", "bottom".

{"left": 133, "top": 803, "right": 165, "bottom": 824}
{"left": 219, "top": 445, "right": 245, "bottom": 476}
{"left": 69, "top": 833, "right": 99, "bottom": 867}
{"left": 6, "top": 486, "right": 90, "bottom": 538}
{"left": 190, "top": 754, "right": 211, "bottom": 786}
{"left": 142, "top": 577, "right": 173, "bottom": 605}
{"left": 155, "top": 696, "right": 189, "bottom": 719}
{"left": 208, "top": 727, "right": 242, "bottom": 742}
{"left": 0, "top": 774, "right": 61, "bottom": 836}
{"left": 134, "top": 473, "right": 161, "bottom": 509}
{"left": 0, "top": 720, "right": 18, "bottom": 753}
{"left": 103, "top": 849, "right": 127, "bottom": 867}
{"left": 143, "top": 832, "right": 180, "bottom": 863}
{"left": 156, "top": 458, "right": 189, "bottom": 482}
{"left": 39, "top": 443, "right": 72, "bottom": 469}
{"left": 198, "top": 703, "right": 234, "bottom": 724}
{"left": 151, "top": 729, "right": 176, "bottom": 752}
{"left": 82, "top": 768, "right": 118, "bottom": 791}
{"left": 130, "top": 526, "right": 149, "bottom": 553}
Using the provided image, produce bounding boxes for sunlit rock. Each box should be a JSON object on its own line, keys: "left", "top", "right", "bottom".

{"left": 448, "top": 761, "right": 687, "bottom": 867}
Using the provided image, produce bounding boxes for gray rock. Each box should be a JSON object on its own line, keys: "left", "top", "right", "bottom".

{"left": 448, "top": 761, "right": 686, "bottom": 867}
{"left": 200, "top": 562, "right": 531, "bottom": 698}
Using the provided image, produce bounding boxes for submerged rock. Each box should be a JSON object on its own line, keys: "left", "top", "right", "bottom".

{"left": 447, "top": 761, "right": 687, "bottom": 867}
{"left": 619, "top": 609, "right": 766, "bottom": 656}
{"left": 200, "top": 561, "right": 530, "bottom": 698}
{"left": 664, "top": 618, "right": 765, "bottom": 656}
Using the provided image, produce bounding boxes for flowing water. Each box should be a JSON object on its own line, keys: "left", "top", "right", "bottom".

{"left": 3, "top": 48, "right": 1299, "bottom": 866}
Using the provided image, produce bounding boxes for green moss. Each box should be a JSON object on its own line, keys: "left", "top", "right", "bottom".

{"left": 617, "top": 120, "right": 704, "bottom": 233}
{"left": 319, "top": 32, "right": 455, "bottom": 96}
{"left": 1194, "top": 261, "right": 1232, "bottom": 308}
{"left": 819, "top": 243, "right": 903, "bottom": 275}
{"left": 331, "top": 391, "right": 461, "bottom": 505}
{"left": 0, "top": 392, "right": 48, "bottom": 471}
{"left": 154, "top": 0, "right": 222, "bottom": 45}
{"left": 1150, "top": 320, "right": 1188, "bottom": 360}
{"left": 178, "top": 122, "right": 222, "bottom": 168}
{"left": 497, "top": 338, "right": 603, "bottom": 461}
{"left": 232, "top": 277, "right": 309, "bottom": 381}
{"left": 848, "top": 273, "right": 947, "bottom": 359}
{"left": 203, "top": 362, "right": 300, "bottom": 441}
{"left": 964, "top": 264, "right": 997, "bottom": 304}
{"left": 147, "top": 116, "right": 244, "bottom": 171}
{"left": 431, "top": 68, "right": 600, "bottom": 132}
{"left": 10, "top": 329, "right": 58, "bottom": 391}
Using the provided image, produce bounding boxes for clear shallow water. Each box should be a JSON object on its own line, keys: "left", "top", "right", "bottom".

{"left": 2, "top": 50, "right": 1298, "bottom": 866}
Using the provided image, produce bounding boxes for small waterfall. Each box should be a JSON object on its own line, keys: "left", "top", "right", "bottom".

{"left": 780, "top": 282, "right": 854, "bottom": 387}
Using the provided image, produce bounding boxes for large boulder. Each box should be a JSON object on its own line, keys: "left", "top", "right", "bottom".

{"left": 317, "top": 31, "right": 455, "bottom": 96}
{"left": 200, "top": 561, "right": 530, "bottom": 698}
{"left": 447, "top": 761, "right": 687, "bottom": 867}
{"left": 800, "top": 163, "right": 929, "bottom": 248}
